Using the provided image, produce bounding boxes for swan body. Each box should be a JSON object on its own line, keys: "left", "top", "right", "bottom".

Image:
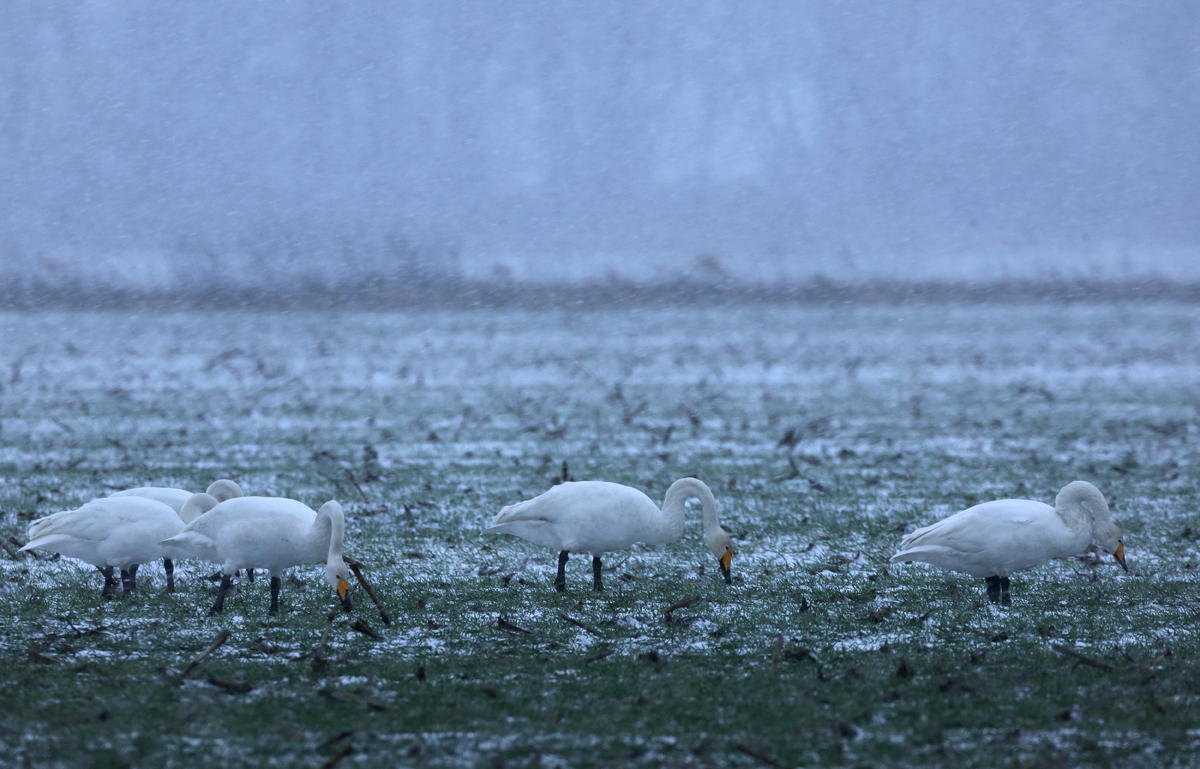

{"left": 160, "top": 496, "right": 352, "bottom": 613}
{"left": 110, "top": 479, "right": 244, "bottom": 521}
{"left": 484, "top": 477, "right": 733, "bottom": 590}
{"left": 22, "top": 496, "right": 187, "bottom": 596}
{"left": 890, "top": 480, "right": 1126, "bottom": 603}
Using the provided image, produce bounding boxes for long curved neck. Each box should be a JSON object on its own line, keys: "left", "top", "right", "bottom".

{"left": 1055, "top": 483, "right": 1105, "bottom": 547}
{"left": 309, "top": 504, "right": 346, "bottom": 563}
{"left": 660, "top": 478, "right": 721, "bottom": 540}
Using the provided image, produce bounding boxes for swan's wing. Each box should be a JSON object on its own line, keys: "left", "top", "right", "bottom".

{"left": 486, "top": 482, "right": 648, "bottom": 527}
{"left": 484, "top": 482, "right": 659, "bottom": 553}
{"left": 109, "top": 487, "right": 192, "bottom": 513}
{"left": 892, "top": 500, "right": 1049, "bottom": 563}
{"left": 23, "top": 502, "right": 133, "bottom": 544}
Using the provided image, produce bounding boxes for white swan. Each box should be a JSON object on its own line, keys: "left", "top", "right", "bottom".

{"left": 159, "top": 496, "right": 353, "bottom": 614}
{"left": 21, "top": 496, "right": 187, "bottom": 597}
{"left": 110, "top": 479, "right": 244, "bottom": 520}
{"left": 890, "top": 480, "right": 1126, "bottom": 604}
{"left": 483, "top": 478, "right": 734, "bottom": 591}
{"left": 107, "top": 479, "right": 244, "bottom": 589}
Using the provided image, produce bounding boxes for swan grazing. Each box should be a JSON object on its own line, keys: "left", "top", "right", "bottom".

{"left": 160, "top": 496, "right": 353, "bottom": 614}
{"left": 484, "top": 478, "right": 734, "bottom": 591}
{"left": 108, "top": 479, "right": 244, "bottom": 589}
{"left": 890, "top": 480, "right": 1126, "bottom": 604}
{"left": 22, "top": 497, "right": 188, "bottom": 597}
{"left": 110, "top": 479, "right": 245, "bottom": 518}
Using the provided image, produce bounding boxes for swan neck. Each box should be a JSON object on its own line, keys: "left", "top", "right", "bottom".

{"left": 662, "top": 478, "right": 721, "bottom": 535}
{"left": 312, "top": 504, "right": 346, "bottom": 563}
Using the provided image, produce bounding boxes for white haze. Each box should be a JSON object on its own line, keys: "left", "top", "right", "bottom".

{"left": 1, "top": 2, "right": 1198, "bottom": 292}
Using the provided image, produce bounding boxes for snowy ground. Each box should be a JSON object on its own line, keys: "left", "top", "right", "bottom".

{"left": 1, "top": 302, "right": 1198, "bottom": 767}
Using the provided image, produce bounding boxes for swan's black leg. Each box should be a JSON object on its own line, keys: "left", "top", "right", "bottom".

{"left": 593, "top": 556, "right": 603, "bottom": 591}
{"left": 1000, "top": 577, "right": 1011, "bottom": 606}
{"left": 121, "top": 565, "right": 139, "bottom": 594}
{"left": 164, "top": 558, "right": 175, "bottom": 593}
{"left": 985, "top": 576, "right": 1001, "bottom": 604}
{"left": 210, "top": 574, "right": 233, "bottom": 614}
{"left": 247, "top": 568, "right": 255, "bottom": 583}
{"left": 270, "top": 576, "right": 281, "bottom": 613}
{"left": 555, "top": 550, "right": 569, "bottom": 592}
{"left": 100, "top": 567, "right": 116, "bottom": 599}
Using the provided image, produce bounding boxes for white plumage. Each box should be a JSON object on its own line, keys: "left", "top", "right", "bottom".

{"left": 23, "top": 479, "right": 245, "bottom": 595}
{"left": 484, "top": 477, "right": 734, "bottom": 591}
{"left": 890, "top": 480, "right": 1126, "bottom": 604}
{"left": 159, "top": 496, "right": 352, "bottom": 614}
{"left": 22, "top": 497, "right": 185, "bottom": 596}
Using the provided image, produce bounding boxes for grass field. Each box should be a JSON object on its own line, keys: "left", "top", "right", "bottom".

{"left": 1, "top": 302, "right": 1198, "bottom": 768}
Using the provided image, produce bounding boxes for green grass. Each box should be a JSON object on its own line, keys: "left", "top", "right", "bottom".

{"left": 1, "top": 303, "right": 1199, "bottom": 767}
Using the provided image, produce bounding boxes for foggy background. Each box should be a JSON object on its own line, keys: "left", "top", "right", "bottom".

{"left": 2, "top": 1, "right": 1198, "bottom": 299}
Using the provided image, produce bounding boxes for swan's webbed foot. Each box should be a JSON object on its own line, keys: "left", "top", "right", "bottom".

{"left": 269, "top": 576, "right": 280, "bottom": 613}
{"left": 99, "top": 566, "right": 116, "bottom": 599}
{"left": 592, "top": 556, "right": 603, "bottom": 591}
{"left": 164, "top": 558, "right": 174, "bottom": 593}
{"left": 985, "top": 575, "right": 1001, "bottom": 604}
{"left": 555, "top": 550, "right": 568, "bottom": 592}
{"left": 210, "top": 574, "right": 233, "bottom": 614}
{"left": 1000, "top": 577, "right": 1011, "bottom": 605}
{"left": 120, "top": 564, "right": 139, "bottom": 594}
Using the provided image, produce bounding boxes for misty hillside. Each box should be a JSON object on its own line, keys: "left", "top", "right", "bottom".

{"left": 2, "top": 2, "right": 1198, "bottom": 297}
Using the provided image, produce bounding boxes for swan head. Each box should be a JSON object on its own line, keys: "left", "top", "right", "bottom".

{"left": 707, "top": 527, "right": 734, "bottom": 584}
{"left": 325, "top": 557, "right": 354, "bottom": 611}
{"left": 205, "top": 479, "right": 244, "bottom": 502}
{"left": 179, "top": 492, "right": 219, "bottom": 524}
{"left": 1060, "top": 480, "right": 1126, "bottom": 571}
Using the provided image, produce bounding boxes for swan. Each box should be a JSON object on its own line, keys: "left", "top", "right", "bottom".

{"left": 890, "top": 480, "right": 1126, "bottom": 604}
{"left": 483, "top": 477, "right": 734, "bottom": 591}
{"left": 110, "top": 479, "right": 244, "bottom": 519}
{"left": 107, "top": 479, "right": 244, "bottom": 589}
{"left": 21, "top": 496, "right": 188, "bottom": 597}
{"left": 159, "top": 496, "right": 353, "bottom": 614}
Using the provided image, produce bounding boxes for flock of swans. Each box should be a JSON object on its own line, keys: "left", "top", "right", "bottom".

{"left": 18, "top": 472, "right": 1126, "bottom": 613}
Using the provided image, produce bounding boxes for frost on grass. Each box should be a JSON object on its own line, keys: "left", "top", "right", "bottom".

{"left": 1, "top": 303, "right": 1199, "bottom": 767}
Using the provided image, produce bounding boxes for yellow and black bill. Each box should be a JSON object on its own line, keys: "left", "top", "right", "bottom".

{"left": 337, "top": 576, "right": 353, "bottom": 611}
{"left": 719, "top": 549, "right": 733, "bottom": 584}
{"left": 1114, "top": 541, "right": 1127, "bottom": 572}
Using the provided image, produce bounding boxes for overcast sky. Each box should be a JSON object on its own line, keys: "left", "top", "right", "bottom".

{"left": 2, "top": 1, "right": 1197, "bottom": 287}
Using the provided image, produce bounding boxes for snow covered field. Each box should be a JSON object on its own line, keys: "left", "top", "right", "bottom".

{"left": 1, "top": 302, "right": 1198, "bottom": 767}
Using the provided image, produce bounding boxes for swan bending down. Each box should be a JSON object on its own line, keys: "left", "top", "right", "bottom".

{"left": 22, "top": 497, "right": 186, "bottom": 597}
{"left": 159, "top": 496, "right": 353, "bottom": 614}
{"left": 107, "top": 479, "right": 244, "bottom": 590}
{"left": 484, "top": 478, "right": 733, "bottom": 591}
{"left": 890, "top": 480, "right": 1126, "bottom": 604}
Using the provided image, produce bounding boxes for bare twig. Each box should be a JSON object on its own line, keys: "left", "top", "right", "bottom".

{"left": 0, "top": 539, "right": 22, "bottom": 560}
{"left": 180, "top": 630, "right": 230, "bottom": 679}
{"left": 9, "top": 537, "right": 39, "bottom": 559}
{"left": 770, "top": 635, "right": 783, "bottom": 675}
{"left": 498, "top": 616, "right": 532, "bottom": 634}
{"left": 343, "top": 469, "right": 369, "bottom": 503}
{"left": 350, "top": 619, "right": 380, "bottom": 640}
{"left": 735, "top": 743, "right": 791, "bottom": 769}
{"left": 207, "top": 677, "right": 254, "bottom": 694}
{"left": 558, "top": 612, "right": 600, "bottom": 636}
{"left": 317, "top": 745, "right": 355, "bottom": 769}
{"left": 348, "top": 561, "right": 391, "bottom": 625}
{"left": 584, "top": 649, "right": 614, "bottom": 663}
{"left": 1140, "top": 649, "right": 1172, "bottom": 669}
{"left": 316, "top": 731, "right": 353, "bottom": 751}
{"left": 311, "top": 611, "right": 336, "bottom": 673}
{"left": 662, "top": 595, "right": 700, "bottom": 616}
{"left": 1051, "top": 644, "right": 1113, "bottom": 670}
